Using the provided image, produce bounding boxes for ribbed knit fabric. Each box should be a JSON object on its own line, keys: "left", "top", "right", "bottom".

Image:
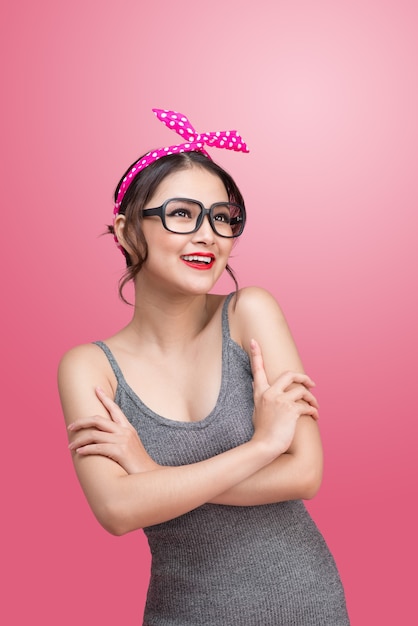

{"left": 94, "top": 294, "right": 350, "bottom": 625}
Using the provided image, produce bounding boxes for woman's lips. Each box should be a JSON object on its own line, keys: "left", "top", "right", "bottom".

{"left": 180, "top": 253, "right": 215, "bottom": 270}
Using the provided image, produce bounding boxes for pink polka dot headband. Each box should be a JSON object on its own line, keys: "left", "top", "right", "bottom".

{"left": 114, "top": 108, "right": 249, "bottom": 217}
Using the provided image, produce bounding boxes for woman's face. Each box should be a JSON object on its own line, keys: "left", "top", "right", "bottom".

{"left": 134, "top": 165, "right": 235, "bottom": 296}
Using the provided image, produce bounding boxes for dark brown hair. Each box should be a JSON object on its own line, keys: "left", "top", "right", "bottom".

{"left": 109, "top": 151, "right": 245, "bottom": 303}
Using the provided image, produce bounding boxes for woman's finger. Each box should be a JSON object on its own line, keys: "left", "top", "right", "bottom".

{"left": 249, "top": 339, "right": 269, "bottom": 394}
{"left": 271, "top": 370, "right": 316, "bottom": 393}
{"left": 284, "top": 385, "right": 319, "bottom": 409}
{"left": 67, "top": 414, "right": 117, "bottom": 433}
{"left": 95, "top": 387, "right": 130, "bottom": 425}
{"left": 296, "top": 399, "right": 320, "bottom": 421}
{"left": 68, "top": 429, "right": 120, "bottom": 451}
{"left": 73, "top": 442, "right": 121, "bottom": 460}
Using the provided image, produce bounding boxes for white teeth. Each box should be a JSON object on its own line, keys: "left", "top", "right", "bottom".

{"left": 182, "top": 255, "right": 212, "bottom": 263}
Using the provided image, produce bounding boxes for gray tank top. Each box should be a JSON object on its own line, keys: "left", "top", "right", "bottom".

{"left": 95, "top": 294, "right": 349, "bottom": 625}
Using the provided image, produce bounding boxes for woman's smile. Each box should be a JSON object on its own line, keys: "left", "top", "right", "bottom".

{"left": 180, "top": 252, "right": 216, "bottom": 270}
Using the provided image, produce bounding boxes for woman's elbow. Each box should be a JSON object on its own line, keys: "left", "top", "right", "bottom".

{"left": 100, "top": 517, "right": 129, "bottom": 537}
{"left": 301, "top": 461, "right": 323, "bottom": 500}
{"left": 94, "top": 499, "right": 140, "bottom": 536}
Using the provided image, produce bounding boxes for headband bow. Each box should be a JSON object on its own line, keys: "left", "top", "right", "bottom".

{"left": 114, "top": 108, "right": 249, "bottom": 215}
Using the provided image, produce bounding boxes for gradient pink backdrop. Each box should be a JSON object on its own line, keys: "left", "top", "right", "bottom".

{"left": 1, "top": 1, "right": 417, "bottom": 624}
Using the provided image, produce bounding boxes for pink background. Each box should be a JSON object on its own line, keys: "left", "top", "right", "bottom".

{"left": 1, "top": 1, "right": 417, "bottom": 624}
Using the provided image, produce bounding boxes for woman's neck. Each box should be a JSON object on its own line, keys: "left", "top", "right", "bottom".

{"left": 123, "top": 290, "right": 216, "bottom": 351}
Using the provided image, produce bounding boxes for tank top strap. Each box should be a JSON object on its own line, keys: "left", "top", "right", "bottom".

{"left": 93, "top": 340, "right": 125, "bottom": 383}
{"left": 221, "top": 292, "right": 236, "bottom": 341}
{"left": 94, "top": 293, "right": 235, "bottom": 382}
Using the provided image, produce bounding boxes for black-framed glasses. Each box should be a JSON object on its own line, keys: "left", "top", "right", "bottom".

{"left": 142, "top": 198, "right": 246, "bottom": 238}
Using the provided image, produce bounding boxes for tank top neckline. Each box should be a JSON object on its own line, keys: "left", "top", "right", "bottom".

{"left": 94, "top": 293, "right": 240, "bottom": 429}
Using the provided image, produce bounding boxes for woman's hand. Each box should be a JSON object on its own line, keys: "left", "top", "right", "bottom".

{"left": 67, "top": 387, "right": 159, "bottom": 474}
{"left": 250, "top": 339, "right": 319, "bottom": 457}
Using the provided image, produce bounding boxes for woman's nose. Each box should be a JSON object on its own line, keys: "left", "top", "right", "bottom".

{"left": 192, "top": 214, "right": 216, "bottom": 243}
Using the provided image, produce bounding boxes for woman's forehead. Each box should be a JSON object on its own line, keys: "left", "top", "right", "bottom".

{"left": 147, "top": 166, "right": 228, "bottom": 206}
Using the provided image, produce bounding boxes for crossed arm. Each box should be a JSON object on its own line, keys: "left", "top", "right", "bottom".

{"left": 59, "top": 288, "right": 323, "bottom": 534}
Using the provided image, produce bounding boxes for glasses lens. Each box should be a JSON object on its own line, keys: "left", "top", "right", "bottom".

{"left": 164, "top": 199, "right": 202, "bottom": 233}
{"left": 163, "top": 199, "right": 245, "bottom": 237}
{"left": 211, "top": 203, "right": 245, "bottom": 237}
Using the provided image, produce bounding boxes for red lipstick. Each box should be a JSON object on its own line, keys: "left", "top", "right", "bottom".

{"left": 180, "top": 252, "right": 215, "bottom": 270}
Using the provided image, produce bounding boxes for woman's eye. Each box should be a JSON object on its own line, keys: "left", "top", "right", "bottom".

{"left": 168, "top": 209, "right": 192, "bottom": 219}
{"left": 214, "top": 212, "right": 230, "bottom": 223}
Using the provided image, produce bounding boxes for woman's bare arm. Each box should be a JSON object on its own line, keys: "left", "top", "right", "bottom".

{"left": 209, "top": 286, "right": 323, "bottom": 505}
{"left": 59, "top": 339, "right": 313, "bottom": 534}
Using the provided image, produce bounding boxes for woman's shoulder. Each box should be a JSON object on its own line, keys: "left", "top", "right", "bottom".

{"left": 59, "top": 342, "right": 105, "bottom": 369}
{"left": 228, "top": 287, "right": 288, "bottom": 351}
{"left": 234, "top": 286, "right": 286, "bottom": 320}
{"left": 58, "top": 341, "right": 116, "bottom": 391}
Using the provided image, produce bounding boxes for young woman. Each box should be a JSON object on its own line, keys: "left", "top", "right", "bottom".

{"left": 59, "top": 109, "right": 350, "bottom": 625}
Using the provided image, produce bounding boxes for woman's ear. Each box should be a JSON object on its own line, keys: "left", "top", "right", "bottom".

{"left": 113, "top": 214, "right": 133, "bottom": 255}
